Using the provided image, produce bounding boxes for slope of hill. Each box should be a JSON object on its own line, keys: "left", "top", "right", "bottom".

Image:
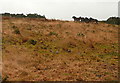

{"left": 2, "top": 17, "right": 119, "bottom": 81}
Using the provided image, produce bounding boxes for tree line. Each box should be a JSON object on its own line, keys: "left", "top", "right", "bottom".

{"left": 1, "top": 13, "right": 46, "bottom": 19}
{"left": 72, "top": 16, "right": 120, "bottom": 25}
{"left": 1, "top": 13, "right": 120, "bottom": 25}
{"left": 105, "top": 17, "right": 120, "bottom": 25}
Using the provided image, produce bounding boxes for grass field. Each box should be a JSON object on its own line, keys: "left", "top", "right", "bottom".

{"left": 2, "top": 16, "right": 119, "bottom": 81}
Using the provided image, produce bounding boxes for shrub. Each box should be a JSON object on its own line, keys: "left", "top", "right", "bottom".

{"left": 2, "top": 75, "right": 8, "bottom": 82}
{"left": 28, "top": 39, "right": 37, "bottom": 45}
{"left": 77, "top": 33, "right": 85, "bottom": 37}
{"left": 14, "top": 29, "right": 20, "bottom": 34}
{"left": 92, "top": 30, "right": 95, "bottom": 33}
{"left": 106, "top": 17, "right": 120, "bottom": 25}
{"left": 12, "top": 25, "right": 17, "bottom": 29}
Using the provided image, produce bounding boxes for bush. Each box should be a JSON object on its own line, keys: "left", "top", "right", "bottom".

{"left": 77, "top": 33, "right": 85, "bottom": 37}
{"left": 28, "top": 39, "right": 37, "bottom": 45}
{"left": 92, "top": 30, "right": 95, "bottom": 33}
{"left": 106, "top": 17, "right": 120, "bottom": 25}
{"left": 14, "top": 29, "right": 20, "bottom": 34}
{"left": 12, "top": 25, "right": 17, "bottom": 29}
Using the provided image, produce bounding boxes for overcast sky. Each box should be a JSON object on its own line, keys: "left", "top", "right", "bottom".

{"left": 0, "top": 0, "right": 119, "bottom": 21}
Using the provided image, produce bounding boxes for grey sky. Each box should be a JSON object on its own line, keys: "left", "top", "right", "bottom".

{"left": 0, "top": 0, "right": 119, "bottom": 21}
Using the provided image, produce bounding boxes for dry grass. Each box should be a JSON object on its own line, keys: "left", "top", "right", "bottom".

{"left": 2, "top": 17, "right": 119, "bottom": 81}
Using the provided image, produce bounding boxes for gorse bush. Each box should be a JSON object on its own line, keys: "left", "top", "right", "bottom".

{"left": 14, "top": 29, "right": 20, "bottom": 34}
{"left": 28, "top": 39, "right": 37, "bottom": 45}
{"left": 106, "top": 17, "right": 120, "bottom": 25}
{"left": 12, "top": 25, "right": 17, "bottom": 29}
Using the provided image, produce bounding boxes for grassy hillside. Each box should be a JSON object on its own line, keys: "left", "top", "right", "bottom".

{"left": 2, "top": 16, "right": 119, "bottom": 81}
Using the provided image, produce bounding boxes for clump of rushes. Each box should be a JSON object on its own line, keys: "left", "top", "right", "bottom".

{"left": 57, "top": 24, "right": 62, "bottom": 28}
{"left": 92, "top": 30, "right": 95, "bottom": 33}
{"left": 77, "top": 33, "right": 85, "bottom": 37}
{"left": 12, "top": 25, "right": 17, "bottom": 29}
{"left": 28, "top": 39, "right": 37, "bottom": 45}
{"left": 49, "top": 32, "right": 58, "bottom": 36}
{"left": 13, "top": 28, "right": 20, "bottom": 34}
{"left": 27, "top": 27, "right": 32, "bottom": 30}
{"left": 12, "top": 25, "right": 21, "bottom": 34}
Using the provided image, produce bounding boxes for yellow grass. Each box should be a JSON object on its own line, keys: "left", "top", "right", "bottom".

{"left": 2, "top": 17, "right": 119, "bottom": 81}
